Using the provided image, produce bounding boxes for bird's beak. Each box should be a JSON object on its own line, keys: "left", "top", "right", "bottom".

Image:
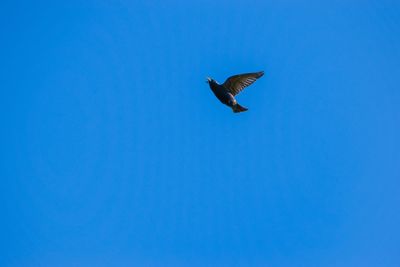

{"left": 206, "top": 77, "right": 211, "bottom": 83}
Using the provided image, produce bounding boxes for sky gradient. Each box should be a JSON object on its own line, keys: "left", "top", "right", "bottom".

{"left": 1, "top": 1, "right": 400, "bottom": 266}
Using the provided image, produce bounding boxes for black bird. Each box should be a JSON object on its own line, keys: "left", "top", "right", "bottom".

{"left": 206, "top": 71, "right": 264, "bottom": 113}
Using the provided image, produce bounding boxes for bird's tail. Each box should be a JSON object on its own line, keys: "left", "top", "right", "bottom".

{"left": 232, "top": 103, "right": 248, "bottom": 113}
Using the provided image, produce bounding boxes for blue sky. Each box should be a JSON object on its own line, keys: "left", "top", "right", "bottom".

{"left": 1, "top": 1, "right": 400, "bottom": 266}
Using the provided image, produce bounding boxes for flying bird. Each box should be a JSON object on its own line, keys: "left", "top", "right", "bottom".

{"left": 206, "top": 71, "right": 264, "bottom": 113}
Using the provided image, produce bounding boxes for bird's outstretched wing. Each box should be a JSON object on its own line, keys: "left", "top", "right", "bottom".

{"left": 222, "top": 71, "right": 264, "bottom": 96}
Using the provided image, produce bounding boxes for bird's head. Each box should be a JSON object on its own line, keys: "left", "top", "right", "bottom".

{"left": 206, "top": 77, "right": 214, "bottom": 84}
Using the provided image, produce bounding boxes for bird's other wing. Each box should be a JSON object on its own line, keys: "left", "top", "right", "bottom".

{"left": 222, "top": 71, "right": 264, "bottom": 96}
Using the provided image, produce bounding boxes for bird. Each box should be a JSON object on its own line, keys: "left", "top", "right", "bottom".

{"left": 206, "top": 71, "right": 264, "bottom": 113}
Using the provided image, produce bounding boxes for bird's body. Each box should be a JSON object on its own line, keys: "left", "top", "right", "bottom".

{"left": 206, "top": 71, "right": 264, "bottom": 113}
{"left": 208, "top": 81, "right": 237, "bottom": 106}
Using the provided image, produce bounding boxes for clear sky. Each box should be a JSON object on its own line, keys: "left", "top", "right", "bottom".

{"left": 1, "top": 1, "right": 400, "bottom": 266}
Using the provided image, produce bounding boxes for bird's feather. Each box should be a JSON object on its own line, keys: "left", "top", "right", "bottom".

{"left": 222, "top": 71, "right": 264, "bottom": 96}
